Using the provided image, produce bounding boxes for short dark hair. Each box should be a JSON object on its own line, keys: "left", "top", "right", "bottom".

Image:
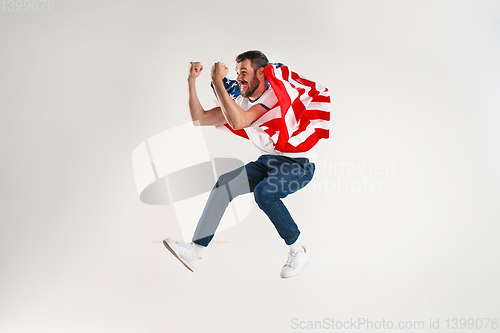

{"left": 235, "top": 50, "right": 268, "bottom": 72}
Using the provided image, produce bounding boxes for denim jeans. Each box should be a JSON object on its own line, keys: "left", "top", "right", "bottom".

{"left": 192, "top": 154, "right": 315, "bottom": 247}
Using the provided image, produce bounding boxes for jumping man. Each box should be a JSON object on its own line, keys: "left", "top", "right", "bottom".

{"left": 163, "top": 50, "right": 329, "bottom": 278}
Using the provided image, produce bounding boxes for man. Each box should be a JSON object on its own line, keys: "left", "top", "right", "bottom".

{"left": 163, "top": 50, "right": 328, "bottom": 278}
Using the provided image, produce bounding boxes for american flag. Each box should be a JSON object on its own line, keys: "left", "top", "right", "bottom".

{"left": 215, "top": 63, "right": 330, "bottom": 152}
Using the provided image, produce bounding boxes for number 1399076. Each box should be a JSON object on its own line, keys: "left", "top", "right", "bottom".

{"left": 445, "top": 318, "right": 498, "bottom": 330}
{"left": 2, "top": 0, "right": 54, "bottom": 11}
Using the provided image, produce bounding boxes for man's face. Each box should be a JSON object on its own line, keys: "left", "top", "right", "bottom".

{"left": 235, "top": 59, "right": 260, "bottom": 98}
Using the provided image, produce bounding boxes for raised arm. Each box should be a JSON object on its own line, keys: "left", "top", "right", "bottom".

{"left": 211, "top": 62, "right": 269, "bottom": 130}
{"left": 187, "top": 62, "right": 227, "bottom": 126}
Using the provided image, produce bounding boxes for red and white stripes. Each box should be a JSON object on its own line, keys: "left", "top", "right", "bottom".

{"left": 218, "top": 63, "right": 330, "bottom": 153}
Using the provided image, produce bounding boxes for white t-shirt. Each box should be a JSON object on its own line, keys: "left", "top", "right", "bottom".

{"left": 227, "top": 86, "right": 318, "bottom": 163}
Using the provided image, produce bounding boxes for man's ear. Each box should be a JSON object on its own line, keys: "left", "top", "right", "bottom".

{"left": 257, "top": 67, "right": 264, "bottom": 79}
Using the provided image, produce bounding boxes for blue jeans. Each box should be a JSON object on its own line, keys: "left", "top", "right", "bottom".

{"left": 192, "top": 154, "right": 315, "bottom": 247}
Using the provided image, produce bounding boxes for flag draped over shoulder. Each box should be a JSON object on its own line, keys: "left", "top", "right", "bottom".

{"left": 214, "top": 63, "right": 330, "bottom": 152}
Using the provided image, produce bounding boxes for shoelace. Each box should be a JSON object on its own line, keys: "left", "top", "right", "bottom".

{"left": 179, "top": 242, "right": 201, "bottom": 259}
{"left": 285, "top": 251, "right": 299, "bottom": 268}
{"left": 179, "top": 243, "right": 196, "bottom": 251}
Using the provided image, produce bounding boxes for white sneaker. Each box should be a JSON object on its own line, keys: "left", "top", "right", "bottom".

{"left": 163, "top": 238, "right": 200, "bottom": 272}
{"left": 280, "top": 246, "right": 310, "bottom": 279}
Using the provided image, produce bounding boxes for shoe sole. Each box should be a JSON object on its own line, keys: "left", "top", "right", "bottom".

{"left": 163, "top": 239, "right": 194, "bottom": 272}
{"left": 280, "top": 258, "right": 310, "bottom": 279}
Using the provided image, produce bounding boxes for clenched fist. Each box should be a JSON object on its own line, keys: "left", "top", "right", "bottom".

{"left": 188, "top": 62, "right": 203, "bottom": 80}
{"left": 211, "top": 62, "right": 229, "bottom": 82}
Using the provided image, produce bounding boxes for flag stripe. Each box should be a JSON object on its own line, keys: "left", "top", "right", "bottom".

{"left": 215, "top": 63, "right": 330, "bottom": 153}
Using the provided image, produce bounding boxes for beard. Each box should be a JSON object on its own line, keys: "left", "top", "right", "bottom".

{"left": 239, "top": 76, "right": 260, "bottom": 98}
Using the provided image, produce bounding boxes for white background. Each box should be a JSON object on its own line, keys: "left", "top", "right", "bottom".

{"left": 1, "top": 0, "right": 499, "bottom": 332}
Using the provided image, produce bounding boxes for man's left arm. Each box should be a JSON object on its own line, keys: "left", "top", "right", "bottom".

{"left": 211, "top": 62, "right": 268, "bottom": 130}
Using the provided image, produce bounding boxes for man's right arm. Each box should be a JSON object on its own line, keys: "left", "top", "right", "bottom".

{"left": 188, "top": 62, "right": 227, "bottom": 126}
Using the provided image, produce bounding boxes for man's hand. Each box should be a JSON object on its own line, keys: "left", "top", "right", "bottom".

{"left": 211, "top": 62, "right": 229, "bottom": 82}
{"left": 188, "top": 62, "right": 203, "bottom": 80}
